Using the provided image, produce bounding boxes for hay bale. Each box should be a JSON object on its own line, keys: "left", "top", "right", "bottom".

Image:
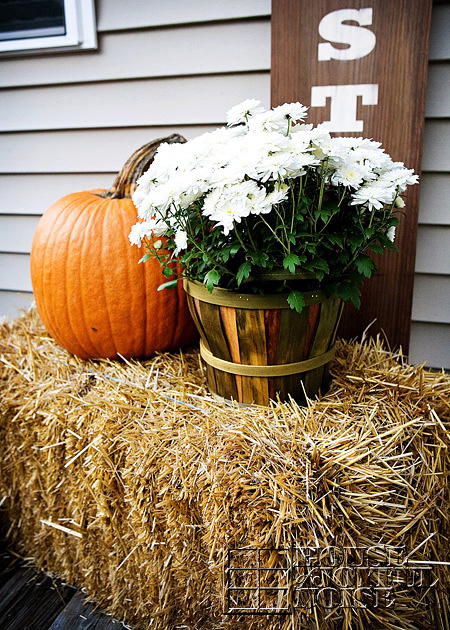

{"left": 0, "top": 308, "right": 449, "bottom": 629}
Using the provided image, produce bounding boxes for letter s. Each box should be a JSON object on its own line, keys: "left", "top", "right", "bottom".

{"left": 318, "top": 8, "right": 376, "bottom": 61}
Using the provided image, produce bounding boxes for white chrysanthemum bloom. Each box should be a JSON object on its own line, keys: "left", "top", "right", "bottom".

{"left": 137, "top": 180, "right": 183, "bottom": 218}
{"left": 174, "top": 229, "right": 188, "bottom": 252}
{"left": 395, "top": 196, "right": 405, "bottom": 208}
{"left": 246, "top": 183, "right": 269, "bottom": 215}
{"left": 226, "top": 99, "right": 266, "bottom": 126}
{"left": 209, "top": 136, "right": 262, "bottom": 183}
{"left": 249, "top": 129, "right": 290, "bottom": 153}
{"left": 284, "top": 153, "right": 318, "bottom": 179}
{"left": 255, "top": 149, "right": 295, "bottom": 182}
{"left": 310, "top": 129, "right": 335, "bottom": 159}
{"left": 128, "top": 219, "right": 168, "bottom": 247}
{"left": 141, "top": 142, "right": 187, "bottom": 183}
{"left": 350, "top": 184, "right": 396, "bottom": 210}
{"left": 387, "top": 226, "right": 396, "bottom": 242}
{"left": 174, "top": 169, "right": 211, "bottom": 208}
{"left": 201, "top": 187, "right": 222, "bottom": 218}
{"left": 263, "top": 182, "right": 289, "bottom": 210}
{"left": 377, "top": 164, "right": 419, "bottom": 192}
{"left": 272, "top": 102, "right": 308, "bottom": 122}
{"left": 203, "top": 181, "right": 262, "bottom": 234}
{"left": 248, "top": 103, "right": 308, "bottom": 134}
{"left": 288, "top": 124, "right": 315, "bottom": 152}
{"left": 331, "top": 161, "right": 374, "bottom": 189}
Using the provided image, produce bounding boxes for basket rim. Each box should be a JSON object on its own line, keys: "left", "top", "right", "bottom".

{"left": 183, "top": 278, "right": 333, "bottom": 309}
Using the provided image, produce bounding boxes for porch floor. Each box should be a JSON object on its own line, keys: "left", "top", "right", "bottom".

{"left": 0, "top": 549, "right": 129, "bottom": 630}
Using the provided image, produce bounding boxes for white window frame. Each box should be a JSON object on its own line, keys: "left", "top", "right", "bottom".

{"left": 0, "top": 0, "right": 97, "bottom": 56}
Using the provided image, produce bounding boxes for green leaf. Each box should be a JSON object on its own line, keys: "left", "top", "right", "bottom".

{"left": 312, "top": 259, "right": 329, "bottom": 272}
{"left": 369, "top": 243, "right": 384, "bottom": 254}
{"left": 355, "top": 254, "right": 376, "bottom": 278}
{"left": 204, "top": 269, "right": 220, "bottom": 292}
{"left": 287, "top": 290, "right": 306, "bottom": 314}
{"left": 327, "top": 234, "right": 344, "bottom": 248}
{"left": 220, "top": 243, "right": 241, "bottom": 263}
{"left": 236, "top": 261, "right": 252, "bottom": 286}
{"left": 348, "top": 235, "right": 364, "bottom": 253}
{"left": 283, "top": 253, "right": 301, "bottom": 274}
{"left": 139, "top": 253, "right": 152, "bottom": 264}
{"left": 315, "top": 205, "right": 333, "bottom": 222}
{"left": 157, "top": 279, "right": 179, "bottom": 291}
{"left": 304, "top": 259, "right": 329, "bottom": 278}
{"left": 247, "top": 251, "right": 269, "bottom": 267}
{"left": 337, "top": 283, "right": 361, "bottom": 308}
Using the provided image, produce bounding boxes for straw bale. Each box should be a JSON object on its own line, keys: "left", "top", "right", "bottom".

{"left": 1, "top": 307, "right": 449, "bottom": 630}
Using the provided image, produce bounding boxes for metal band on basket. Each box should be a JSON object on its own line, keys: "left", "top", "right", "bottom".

{"left": 199, "top": 340, "right": 335, "bottom": 377}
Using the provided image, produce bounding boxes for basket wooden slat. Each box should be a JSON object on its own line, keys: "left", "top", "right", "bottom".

{"left": 185, "top": 280, "right": 342, "bottom": 405}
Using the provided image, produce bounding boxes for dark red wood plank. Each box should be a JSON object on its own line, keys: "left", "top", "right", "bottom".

{"left": 271, "top": 0, "right": 432, "bottom": 352}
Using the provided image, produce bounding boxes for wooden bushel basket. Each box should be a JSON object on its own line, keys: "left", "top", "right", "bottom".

{"left": 184, "top": 279, "right": 343, "bottom": 406}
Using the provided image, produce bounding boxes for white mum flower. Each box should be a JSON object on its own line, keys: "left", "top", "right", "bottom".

{"left": 387, "top": 226, "right": 396, "bottom": 242}
{"left": 255, "top": 150, "right": 294, "bottom": 182}
{"left": 289, "top": 124, "right": 315, "bottom": 152}
{"left": 377, "top": 164, "right": 419, "bottom": 192}
{"left": 331, "top": 161, "right": 374, "bottom": 189}
{"left": 203, "top": 181, "right": 263, "bottom": 235}
{"left": 226, "top": 99, "right": 266, "bottom": 126}
{"left": 128, "top": 219, "right": 168, "bottom": 247}
{"left": 174, "top": 229, "right": 188, "bottom": 252}
{"left": 249, "top": 103, "right": 308, "bottom": 134}
{"left": 262, "top": 182, "right": 289, "bottom": 212}
{"left": 272, "top": 102, "right": 308, "bottom": 122}
{"left": 350, "top": 184, "right": 396, "bottom": 210}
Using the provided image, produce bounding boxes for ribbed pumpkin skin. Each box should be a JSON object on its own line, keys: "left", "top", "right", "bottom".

{"left": 30, "top": 190, "right": 199, "bottom": 359}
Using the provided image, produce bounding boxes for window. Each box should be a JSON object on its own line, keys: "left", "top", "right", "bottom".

{"left": 0, "top": 0, "right": 97, "bottom": 55}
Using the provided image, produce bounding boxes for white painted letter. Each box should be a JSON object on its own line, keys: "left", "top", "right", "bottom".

{"left": 310, "top": 84, "right": 378, "bottom": 132}
{"left": 318, "top": 8, "right": 376, "bottom": 61}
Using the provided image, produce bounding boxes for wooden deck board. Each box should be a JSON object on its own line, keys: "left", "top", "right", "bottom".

{"left": 49, "top": 591, "right": 126, "bottom": 630}
{"left": 0, "top": 550, "right": 129, "bottom": 630}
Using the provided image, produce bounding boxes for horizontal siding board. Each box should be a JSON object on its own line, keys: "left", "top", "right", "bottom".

{"left": 409, "top": 322, "right": 450, "bottom": 369}
{"left": 96, "top": 0, "right": 271, "bottom": 31}
{"left": 0, "top": 216, "right": 40, "bottom": 253}
{"left": 429, "top": 4, "right": 450, "bottom": 60}
{"left": 412, "top": 274, "right": 450, "bottom": 324}
{"left": 0, "top": 253, "right": 32, "bottom": 291}
{"left": 0, "top": 126, "right": 219, "bottom": 174}
{"left": 418, "top": 173, "right": 450, "bottom": 225}
{"left": 0, "top": 174, "right": 115, "bottom": 215}
{"left": 0, "top": 290, "right": 34, "bottom": 319}
{"left": 425, "top": 64, "right": 450, "bottom": 117}
{"left": 415, "top": 225, "right": 450, "bottom": 274}
{"left": 0, "top": 21, "right": 270, "bottom": 89}
{"left": 422, "top": 120, "right": 450, "bottom": 172}
{"left": 0, "top": 73, "right": 270, "bottom": 132}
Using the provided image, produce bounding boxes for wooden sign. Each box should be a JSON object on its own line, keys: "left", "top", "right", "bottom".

{"left": 271, "top": 0, "right": 432, "bottom": 352}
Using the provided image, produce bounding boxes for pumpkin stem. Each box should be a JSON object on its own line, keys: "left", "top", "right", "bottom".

{"left": 98, "top": 134, "right": 186, "bottom": 199}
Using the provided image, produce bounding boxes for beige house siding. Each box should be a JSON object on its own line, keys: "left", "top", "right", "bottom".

{"left": 0, "top": 0, "right": 448, "bottom": 369}
{"left": 0, "top": 0, "right": 271, "bottom": 316}
{"left": 409, "top": 0, "right": 450, "bottom": 368}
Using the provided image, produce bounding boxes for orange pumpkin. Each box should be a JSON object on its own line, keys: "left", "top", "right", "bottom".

{"left": 30, "top": 136, "right": 199, "bottom": 359}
